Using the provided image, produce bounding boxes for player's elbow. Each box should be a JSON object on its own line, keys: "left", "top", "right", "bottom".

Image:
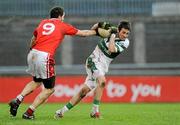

{"left": 76, "top": 30, "right": 85, "bottom": 37}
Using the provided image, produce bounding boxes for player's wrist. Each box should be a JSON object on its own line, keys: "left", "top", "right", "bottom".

{"left": 95, "top": 28, "right": 100, "bottom": 36}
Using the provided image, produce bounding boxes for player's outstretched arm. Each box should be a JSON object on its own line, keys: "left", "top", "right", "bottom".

{"left": 75, "top": 23, "right": 98, "bottom": 37}
{"left": 76, "top": 29, "right": 96, "bottom": 37}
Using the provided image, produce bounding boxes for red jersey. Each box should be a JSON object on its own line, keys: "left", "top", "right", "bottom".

{"left": 32, "top": 18, "right": 78, "bottom": 56}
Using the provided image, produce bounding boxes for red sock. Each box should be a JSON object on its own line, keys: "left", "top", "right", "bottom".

{"left": 26, "top": 107, "right": 34, "bottom": 115}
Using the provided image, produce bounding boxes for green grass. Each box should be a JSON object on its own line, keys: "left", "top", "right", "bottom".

{"left": 0, "top": 103, "right": 180, "bottom": 125}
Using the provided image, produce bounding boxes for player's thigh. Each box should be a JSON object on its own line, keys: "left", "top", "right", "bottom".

{"left": 31, "top": 77, "right": 42, "bottom": 87}
{"left": 85, "top": 67, "right": 97, "bottom": 90}
{"left": 81, "top": 84, "right": 91, "bottom": 94}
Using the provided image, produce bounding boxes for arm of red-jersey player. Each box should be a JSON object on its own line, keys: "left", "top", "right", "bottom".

{"left": 75, "top": 23, "right": 98, "bottom": 37}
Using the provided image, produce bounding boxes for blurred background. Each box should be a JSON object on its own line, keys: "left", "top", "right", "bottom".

{"left": 0, "top": 0, "right": 180, "bottom": 75}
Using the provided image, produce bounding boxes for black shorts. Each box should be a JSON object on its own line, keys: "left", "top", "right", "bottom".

{"left": 33, "top": 76, "right": 55, "bottom": 89}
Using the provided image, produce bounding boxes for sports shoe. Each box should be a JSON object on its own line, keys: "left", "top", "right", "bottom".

{"left": 22, "top": 112, "right": 35, "bottom": 120}
{"left": 90, "top": 111, "right": 100, "bottom": 118}
{"left": 9, "top": 99, "right": 19, "bottom": 117}
{"left": 54, "top": 109, "right": 64, "bottom": 119}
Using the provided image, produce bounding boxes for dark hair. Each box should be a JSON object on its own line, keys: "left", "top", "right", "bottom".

{"left": 118, "top": 21, "right": 131, "bottom": 31}
{"left": 50, "top": 7, "right": 64, "bottom": 18}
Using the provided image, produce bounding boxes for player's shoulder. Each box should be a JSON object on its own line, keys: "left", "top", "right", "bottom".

{"left": 115, "top": 38, "right": 130, "bottom": 48}
{"left": 123, "top": 38, "right": 130, "bottom": 48}
{"left": 40, "top": 18, "right": 49, "bottom": 23}
{"left": 124, "top": 38, "right": 129, "bottom": 45}
{"left": 61, "top": 21, "right": 74, "bottom": 27}
{"left": 38, "top": 19, "right": 51, "bottom": 25}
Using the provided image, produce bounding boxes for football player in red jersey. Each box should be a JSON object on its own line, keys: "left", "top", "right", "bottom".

{"left": 8, "top": 6, "right": 98, "bottom": 120}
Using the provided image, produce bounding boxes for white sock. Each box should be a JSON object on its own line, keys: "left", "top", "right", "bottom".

{"left": 16, "top": 94, "right": 24, "bottom": 102}
{"left": 61, "top": 106, "right": 69, "bottom": 114}
{"left": 92, "top": 104, "right": 99, "bottom": 112}
{"left": 56, "top": 105, "right": 69, "bottom": 114}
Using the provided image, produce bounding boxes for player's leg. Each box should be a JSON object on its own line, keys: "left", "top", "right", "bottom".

{"left": 18, "top": 78, "right": 42, "bottom": 103}
{"left": 90, "top": 76, "right": 106, "bottom": 118}
{"left": 70, "top": 84, "right": 91, "bottom": 106}
{"left": 22, "top": 76, "right": 55, "bottom": 120}
{"left": 85, "top": 56, "right": 105, "bottom": 118}
{"left": 55, "top": 84, "right": 91, "bottom": 118}
{"left": 9, "top": 50, "right": 42, "bottom": 117}
{"left": 9, "top": 79, "right": 42, "bottom": 117}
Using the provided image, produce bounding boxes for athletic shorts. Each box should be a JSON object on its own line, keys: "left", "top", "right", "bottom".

{"left": 84, "top": 57, "right": 105, "bottom": 90}
{"left": 84, "top": 47, "right": 113, "bottom": 90}
{"left": 26, "top": 49, "right": 55, "bottom": 79}
{"left": 33, "top": 76, "right": 55, "bottom": 89}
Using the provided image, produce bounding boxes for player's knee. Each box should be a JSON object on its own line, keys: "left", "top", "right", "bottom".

{"left": 80, "top": 91, "right": 86, "bottom": 98}
{"left": 100, "top": 82, "right": 106, "bottom": 88}
{"left": 98, "top": 78, "right": 106, "bottom": 88}
{"left": 50, "top": 88, "right": 55, "bottom": 94}
{"left": 80, "top": 93, "right": 86, "bottom": 99}
{"left": 79, "top": 88, "right": 88, "bottom": 99}
{"left": 46, "top": 88, "right": 55, "bottom": 95}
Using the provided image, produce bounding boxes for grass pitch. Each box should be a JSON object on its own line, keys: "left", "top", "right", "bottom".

{"left": 0, "top": 103, "right": 180, "bottom": 125}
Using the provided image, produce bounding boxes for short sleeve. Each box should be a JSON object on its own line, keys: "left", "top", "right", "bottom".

{"left": 115, "top": 39, "right": 129, "bottom": 52}
{"left": 63, "top": 23, "right": 78, "bottom": 35}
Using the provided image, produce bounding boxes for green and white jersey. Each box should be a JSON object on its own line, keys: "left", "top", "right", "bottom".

{"left": 98, "top": 38, "right": 129, "bottom": 59}
{"left": 86, "top": 38, "right": 129, "bottom": 74}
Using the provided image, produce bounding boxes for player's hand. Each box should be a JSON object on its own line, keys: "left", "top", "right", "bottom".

{"left": 91, "top": 23, "right": 99, "bottom": 36}
{"left": 94, "top": 22, "right": 111, "bottom": 36}
{"left": 110, "top": 26, "right": 118, "bottom": 34}
{"left": 98, "top": 22, "right": 111, "bottom": 30}
{"left": 91, "top": 23, "right": 99, "bottom": 30}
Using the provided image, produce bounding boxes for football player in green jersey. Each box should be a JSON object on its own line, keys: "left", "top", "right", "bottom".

{"left": 55, "top": 21, "right": 131, "bottom": 119}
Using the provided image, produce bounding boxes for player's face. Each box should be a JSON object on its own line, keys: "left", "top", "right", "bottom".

{"left": 118, "top": 28, "right": 130, "bottom": 40}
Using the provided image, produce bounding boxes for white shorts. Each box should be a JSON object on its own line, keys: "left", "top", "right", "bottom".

{"left": 84, "top": 47, "right": 112, "bottom": 90}
{"left": 84, "top": 69, "right": 100, "bottom": 90}
{"left": 84, "top": 57, "right": 106, "bottom": 90}
{"left": 26, "top": 49, "right": 55, "bottom": 79}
